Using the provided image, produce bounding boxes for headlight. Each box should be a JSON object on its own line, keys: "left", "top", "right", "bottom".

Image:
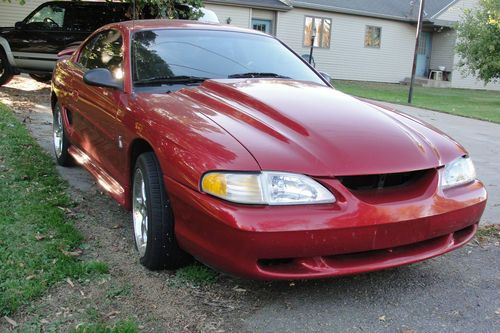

{"left": 440, "top": 156, "right": 476, "bottom": 188}
{"left": 201, "top": 171, "right": 335, "bottom": 205}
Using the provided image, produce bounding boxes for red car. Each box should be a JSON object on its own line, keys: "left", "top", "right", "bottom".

{"left": 51, "top": 20, "right": 487, "bottom": 280}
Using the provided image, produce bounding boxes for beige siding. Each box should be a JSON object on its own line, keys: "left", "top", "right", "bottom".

{"left": 451, "top": 54, "right": 500, "bottom": 90}
{"left": 204, "top": 3, "right": 250, "bottom": 28}
{"left": 430, "top": 29, "right": 456, "bottom": 71}
{"left": 252, "top": 9, "right": 274, "bottom": 21}
{"left": 276, "top": 8, "right": 416, "bottom": 82}
{"left": 0, "top": 0, "right": 46, "bottom": 27}
{"left": 436, "top": 0, "right": 500, "bottom": 90}
{"left": 434, "top": 0, "right": 478, "bottom": 21}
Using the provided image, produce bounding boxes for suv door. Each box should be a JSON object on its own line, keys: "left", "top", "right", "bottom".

{"left": 8, "top": 2, "right": 130, "bottom": 73}
{"left": 9, "top": 2, "right": 68, "bottom": 71}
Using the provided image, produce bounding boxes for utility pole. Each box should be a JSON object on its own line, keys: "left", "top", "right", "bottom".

{"left": 309, "top": 21, "right": 316, "bottom": 65}
{"left": 408, "top": 0, "right": 425, "bottom": 104}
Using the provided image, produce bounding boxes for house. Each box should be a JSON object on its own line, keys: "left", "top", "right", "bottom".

{"left": 204, "top": 0, "right": 500, "bottom": 90}
{"left": 1, "top": 0, "right": 498, "bottom": 90}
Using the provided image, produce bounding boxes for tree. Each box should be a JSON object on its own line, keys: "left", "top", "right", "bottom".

{"left": 1, "top": 0, "right": 204, "bottom": 19}
{"left": 455, "top": 0, "right": 500, "bottom": 84}
{"left": 124, "top": 0, "right": 204, "bottom": 20}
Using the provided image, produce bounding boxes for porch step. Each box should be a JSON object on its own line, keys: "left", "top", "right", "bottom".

{"left": 423, "top": 80, "right": 451, "bottom": 88}
{"left": 400, "top": 77, "right": 451, "bottom": 88}
{"left": 399, "top": 77, "right": 429, "bottom": 86}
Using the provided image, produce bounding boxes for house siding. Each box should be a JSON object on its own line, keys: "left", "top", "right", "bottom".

{"left": 435, "top": 0, "right": 500, "bottom": 90}
{"left": 0, "top": 0, "right": 45, "bottom": 27}
{"left": 451, "top": 53, "right": 500, "bottom": 90}
{"left": 434, "top": 0, "right": 478, "bottom": 21}
{"left": 252, "top": 9, "right": 275, "bottom": 21}
{"left": 204, "top": 3, "right": 251, "bottom": 28}
{"left": 276, "top": 8, "right": 416, "bottom": 83}
{"left": 430, "top": 29, "right": 456, "bottom": 72}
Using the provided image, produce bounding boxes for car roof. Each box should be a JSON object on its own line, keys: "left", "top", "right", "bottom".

{"left": 107, "top": 19, "right": 267, "bottom": 36}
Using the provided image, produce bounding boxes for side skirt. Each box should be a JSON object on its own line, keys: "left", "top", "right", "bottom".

{"left": 68, "top": 146, "right": 126, "bottom": 207}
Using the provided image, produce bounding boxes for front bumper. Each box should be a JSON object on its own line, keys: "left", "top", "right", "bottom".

{"left": 165, "top": 171, "right": 487, "bottom": 280}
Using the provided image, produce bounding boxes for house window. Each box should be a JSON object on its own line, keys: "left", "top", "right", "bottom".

{"left": 365, "top": 26, "right": 381, "bottom": 48}
{"left": 252, "top": 19, "right": 272, "bottom": 34}
{"left": 304, "top": 16, "right": 331, "bottom": 48}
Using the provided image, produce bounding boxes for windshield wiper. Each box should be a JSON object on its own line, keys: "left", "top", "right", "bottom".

{"left": 134, "top": 75, "right": 209, "bottom": 86}
{"left": 228, "top": 72, "right": 291, "bottom": 79}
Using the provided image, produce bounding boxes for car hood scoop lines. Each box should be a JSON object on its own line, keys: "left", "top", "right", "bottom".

{"left": 178, "top": 79, "right": 465, "bottom": 177}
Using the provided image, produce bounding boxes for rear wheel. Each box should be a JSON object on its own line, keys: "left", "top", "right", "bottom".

{"left": 52, "top": 102, "right": 72, "bottom": 166}
{"left": 0, "top": 48, "right": 14, "bottom": 86}
{"left": 132, "top": 152, "right": 191, "bottom": 270}
{"left": 29, "top": 73, "right": 52, "bottom": 83}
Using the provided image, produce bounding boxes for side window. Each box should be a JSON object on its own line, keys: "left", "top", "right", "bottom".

{"left": 78, "top": 30, "right": 124, "bottom": 80}
{"left": 25, "top": 4, "right": 65, "bottom": 30}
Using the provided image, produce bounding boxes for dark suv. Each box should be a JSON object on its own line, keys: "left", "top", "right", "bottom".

{"left": 0, "top": 1, "right": 133, "bottom": 85}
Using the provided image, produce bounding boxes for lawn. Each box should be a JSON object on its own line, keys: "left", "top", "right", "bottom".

{"left": 0, "top": 103, "right": 108, "bottom": 316}
{"left": 333, "top": 80, "right": 500, "bottom": 123}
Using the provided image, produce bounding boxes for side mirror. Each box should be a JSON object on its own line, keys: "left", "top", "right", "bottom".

{"left": 319, "top": 71, "right": 332, "bottom": 84}
{"left": 15, "top": 21, "right": 23, "bottom": 29}
{"left": 83, "top": 68, "right": 122, "bottom": 90}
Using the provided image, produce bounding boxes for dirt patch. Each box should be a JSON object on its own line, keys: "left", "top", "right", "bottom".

{"left": 0, "top": 76, "right": 253, "bottom": 332}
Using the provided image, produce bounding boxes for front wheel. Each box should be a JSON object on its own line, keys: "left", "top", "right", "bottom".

{"left": 0, "top": 48, "right": 14, "bottom": 86}
{"left": 132, "top": 152, "right": 191, "bottom": 270}
{"left": 52, "top": 103, "right": 72, "bottom": 166}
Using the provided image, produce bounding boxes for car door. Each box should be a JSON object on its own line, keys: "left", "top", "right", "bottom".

{"left": 9, "top": 2, "right": 68, "bottom": 71}
{"left": 70, "top": 29, "right": 126, "bottom": 182}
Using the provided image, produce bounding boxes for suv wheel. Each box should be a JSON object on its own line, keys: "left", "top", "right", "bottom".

{"left": 29, "top": 73, "right": 52, "bottom": 83}
{"left": 0, "top": 48, "right": 14, "bottom": 86}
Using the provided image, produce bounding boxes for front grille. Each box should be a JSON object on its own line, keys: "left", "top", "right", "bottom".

{"left": 337, "top": 169, "right": 430, "bottom": 191}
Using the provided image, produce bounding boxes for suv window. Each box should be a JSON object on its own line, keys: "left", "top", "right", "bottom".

{"left": 79, "top": 30, "right": 124, "bottom": 80}
{"left": 63, "top": 4, "right": 130, "bottom": 32}
{"left": 25, "top": 3, "right": 66, "bottom": 30}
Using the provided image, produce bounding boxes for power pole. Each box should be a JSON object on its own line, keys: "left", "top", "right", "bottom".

{"left": 309, "top": 21, "right": 316, "bottom": 65}
{"left": 408, "top": 0, "right": 425, "bottom": 104}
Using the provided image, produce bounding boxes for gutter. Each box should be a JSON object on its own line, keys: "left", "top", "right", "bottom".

{"left": 292, "top": 1, "right": 414, "bottom": 22}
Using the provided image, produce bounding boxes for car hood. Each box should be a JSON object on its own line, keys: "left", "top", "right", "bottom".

{"left": 177, "top": 79, "right": 466, "bottom": 176}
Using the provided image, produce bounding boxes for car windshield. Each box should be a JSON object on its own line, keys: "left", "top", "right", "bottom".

{"left": 131, "top": 29, "right": 325, "bottom": 88}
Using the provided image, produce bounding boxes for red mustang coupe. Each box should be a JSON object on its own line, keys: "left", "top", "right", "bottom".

{"left": 51, "top": 20, "right": 487, "bottom": 279}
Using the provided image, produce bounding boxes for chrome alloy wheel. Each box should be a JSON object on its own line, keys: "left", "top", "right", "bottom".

{"left": 133, "top": 168, "right": 148, "bottom": 257}
{"left": 53, "top": 106, "right": 63, "bottom": 158}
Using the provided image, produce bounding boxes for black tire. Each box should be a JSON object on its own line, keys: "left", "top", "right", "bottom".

{"left": 29, "top": 73, "right": 52, "bottom": 83}
{"left": 132, "top": 152, "right": 191, "bottom": 270}
{"left": 52, "top": 102, "right": 72, "bottom": 166}
{"left": 0, "top": 47, "right": 14, "bottom": 86}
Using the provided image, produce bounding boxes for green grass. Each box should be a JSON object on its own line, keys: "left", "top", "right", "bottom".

{"left": 334, "top": 80, "right": 500, "bottom": 123}
{"left": 175, "top": 263, "right": 219, "bottom": 286}
{"left": 0, "top": 103, "right": 108, "bottom": 315}
{"left": 476, "top": 224, "right": 500, "bottom": 239}
{"left": 70, "top": 320, "right": 139, "bottom": 333}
